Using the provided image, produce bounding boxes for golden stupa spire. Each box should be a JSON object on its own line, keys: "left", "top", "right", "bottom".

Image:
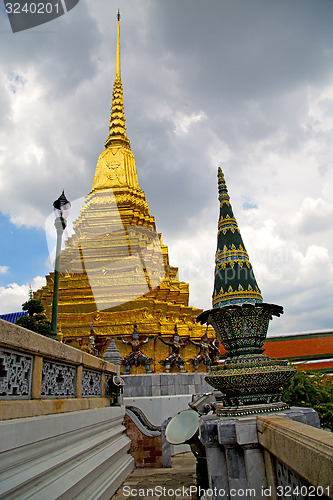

{"left": 105, "top": 10, "right": 130, "bottom": 148}
{"left": 91, "top": 11, "right": 139, "bottom": 192}
{"left": 116, "top": 9, "right": 121, "bottom": 78}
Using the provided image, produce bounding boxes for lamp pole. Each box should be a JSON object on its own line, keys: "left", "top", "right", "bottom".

{"left": 50, "top": 191, "right": 71, "bottom": 341}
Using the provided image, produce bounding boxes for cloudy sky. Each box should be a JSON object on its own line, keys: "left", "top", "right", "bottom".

{"left": 0, "top": 0, "right": 333, "bottom": 335}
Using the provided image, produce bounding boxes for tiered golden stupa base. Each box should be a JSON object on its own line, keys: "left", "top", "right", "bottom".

{"left": 38, "top": 276, "right": 214, "bottom": 374}
{"left": 37, "top": 187, "right": 214, "bottom": 374}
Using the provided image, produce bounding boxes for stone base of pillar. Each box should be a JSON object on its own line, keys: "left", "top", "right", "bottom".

{"left": 199, "top": 407, "right": 320, "bottom": 500}
{"left": 215, "top": 401, "right": 290, "bottom": 417}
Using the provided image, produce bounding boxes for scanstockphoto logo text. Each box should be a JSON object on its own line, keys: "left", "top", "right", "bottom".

{"left": 122, "top": 485, "right": 331, "bottom": 498}
{"left": 2, "top": 0, "right": 80, "bottom": 33}
{"left": 123, "top": 485, "right": 260, "bottom": 498}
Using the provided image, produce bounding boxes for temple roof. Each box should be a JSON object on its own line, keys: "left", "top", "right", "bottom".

{"left": 0, "top": 311, "right": 28, "bottom": 324}
{"left": 212, "top": 168, "right": 263, "bottom": 307}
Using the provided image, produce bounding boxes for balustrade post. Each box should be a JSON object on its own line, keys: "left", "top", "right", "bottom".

{"left": 76, "top": 365, "right": 83, "bottom": 397}
{"left": 31, "top": 356, "right": 43, "bottom": 399}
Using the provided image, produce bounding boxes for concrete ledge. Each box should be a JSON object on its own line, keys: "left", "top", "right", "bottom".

{"left": 0, "top": 320, "right": 117, "bottom": 413}
{"left": 0, "top": 319, "right": 116, "bottom": 372}
{"left": 257, "top": 415, "right": 333, "bottom": 491}
{"left": 0, "top": 398, "right": 112, "bottom": 420}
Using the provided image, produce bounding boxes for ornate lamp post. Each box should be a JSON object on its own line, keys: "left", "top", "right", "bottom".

{"left": 50, "top": 191, "right": 71, "bottom": 341}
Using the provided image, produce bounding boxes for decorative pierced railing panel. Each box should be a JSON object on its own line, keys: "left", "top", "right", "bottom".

{"left": 41, "top": 360, "right": 76, "bottom": 398}
{"left": 0, "top": 348, "right": 33, "bottom": 399}
{"left": 274, "top": 458, "right": 330, "bottom": 500}
{"left": 82, "top": 369, "right": 102, "bottom": 397}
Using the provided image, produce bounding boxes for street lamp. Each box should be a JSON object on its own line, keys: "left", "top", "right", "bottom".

{"left": 50, "top": 190, "right": 71, "bottom": 340}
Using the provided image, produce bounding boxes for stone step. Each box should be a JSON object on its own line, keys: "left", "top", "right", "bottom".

{"left": 0, "top": 407, "right": 134, "bottom": 500}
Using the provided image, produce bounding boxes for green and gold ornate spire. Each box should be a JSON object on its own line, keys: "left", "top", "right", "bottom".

{"left": 197, "top": 168, "right": 295, "bottom": 416}
{"left": 212, "top": 168, "right": 263, "bottom": 307}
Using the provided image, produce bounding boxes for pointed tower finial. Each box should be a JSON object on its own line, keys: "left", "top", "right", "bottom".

{"left": 116, "top": 9, "right": 121, "bottom": 78}
{"left": 105, "top": 10, "right": 130, "bottom": 148}
{"left": 91, "top": 11, "right": 140, "bottom": 192}
{"left": 212, "top": 168, "right": 263, "bottom": 307}
{"left": 218, "top": 167, "right": 230, "bottom": 203}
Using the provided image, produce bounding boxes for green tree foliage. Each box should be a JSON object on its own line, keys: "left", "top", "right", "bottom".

{"left": 16, "top": 299, "right": 51, "bottom": 337}
{"left": 282, "top": 370, "right": 333, "bottom": 431}
{"left": 22, "top": 299, "right": 44, "bottom": 316}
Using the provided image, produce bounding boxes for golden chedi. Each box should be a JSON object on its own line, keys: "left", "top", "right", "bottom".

{"left": 37, "top": 13, "right": 214, "bottom": 374}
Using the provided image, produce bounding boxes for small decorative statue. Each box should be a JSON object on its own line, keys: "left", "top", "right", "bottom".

{"left": 209, "top": 338, "right": 221, "bottom": 365}
{"left": 78, "top": 324, "right": 109, "bottom": 357}
{"left": 190, "top": 332, "right": 212, "bottom": 372}
{"left": 158, "top": 325, "right": 189, "bottom": 372}
{"left": 119, "top": 323, "right": 152, "bottom": 374}
{"left": 77, "top": 337, "right": 94, "bottom": 355}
